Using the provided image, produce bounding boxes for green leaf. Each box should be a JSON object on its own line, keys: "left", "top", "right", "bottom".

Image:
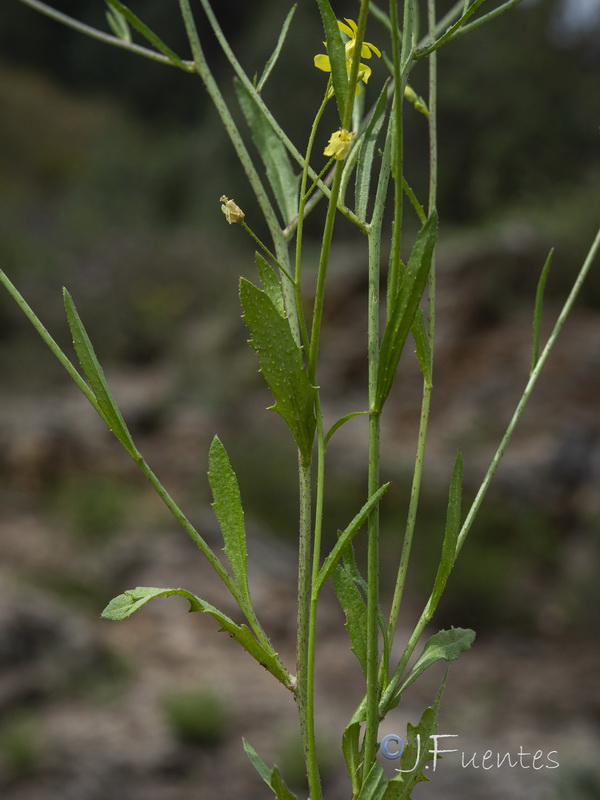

{"left": 315, "top": 0, "right": 348, "bottom": 122}
{"left": 355, "top": 82, "right": 389, "bottom": 220}
{"left": 358, "top": 761, "right": 388, "bottom": 800}
{"left": 316, "top": 483, "right": 390, "bottom": 593}
{"left": 240, "top": 278, "right": 316, "bottom": 462}
{"left": 332, "top": 565, "right": 368, "bottom": 675}
{"left": 342, "top": 721, "right": 362, "bottom": 795}
{"left": 106, "top": 0, "right": 188, "bottom": 69}
{"left": 208, "top": 436, "right": 250, "bottom": 603}
{"left": 243, "top": 738, "right": 273, "bottom": 784}
{"left": 257, "top": 5, "right": 297, "bottom": 92}
{"left": 105, "top": 6, "right": 131, "bottom": 41}
{"left": 255, "top": 252, "right": 285, "bottom": 317}
{"left": 431, "top": 451, "right": 463, "bottom": 606}
{"left": 377, "top": 211, "right": 438, "bottom": 408}
{"left": 383, "top": 676, "right": 448, "bottom": 799}
{"left": 242, "top": 739, "right": 298, "bottom": 800}
{"left": 102, "top": 587, "right": 290, "bottom": 687}
{"left": 235, "top": 79, "right": 299, "bottom": 225}
{"left": 411, "top": 308, "right": 432, "bottom": 386}
{"left": 396, "top": 627, "right": 475, "bottom": 697}
{"left": 531, "top": 248, "right": 554, "bottom": 374}
{"left": 63, "top": 289, "right": 137, "bottom": 457}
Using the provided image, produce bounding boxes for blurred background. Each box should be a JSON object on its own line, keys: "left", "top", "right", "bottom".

{"left": 0, "top": 0, "right": 599, "bottom": 798}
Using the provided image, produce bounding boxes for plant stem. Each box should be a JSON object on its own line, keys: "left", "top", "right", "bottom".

{"left": 295, "top": 91, "right": 332, "bottom": 354}
{"left": 307, "top": 161, "right": 345, "bottom": 382}
{"left": 381, "top": 224, "right": 600, "bottom": 714}
{"left": 18, "top": 0, "right": 195, "bottom": 70}
{"left": 415, "top": 0, "right": 487, "bottom": 58}
{"left": 384, "top": 0, "right": 438, "bottom": 674}
{"left": 296, "top": 457, "right": 322, "bottom": 800}
{"left": 456, "top": 226, "right": 600, "bottom": 555}
{"left": 450, "top": 0, "right": 527, "bottom": 43}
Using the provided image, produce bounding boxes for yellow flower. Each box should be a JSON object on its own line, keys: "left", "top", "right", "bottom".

{"left": 323, "top": 128, "right": 355, "bottom": 161}
{"left": 220, "top": 195, "right": 245, "bottom": 224}
{"left": 314, "top": 18, "right": 381, "bottom": 95}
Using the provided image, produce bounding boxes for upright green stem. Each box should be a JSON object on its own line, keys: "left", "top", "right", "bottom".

{"left": 295, "top": 91, "right": 332, "bottom": 354}
{"left": 360, "top": 91, "right": 391, "bottom": 780}
{"left": 385, "top": 0, "right": 438, "bottom": 680}
{"left": 386, "top": 0, "right": 412, "bottom": 316}
{"left": 296, "top": 456, "right": 322, "bottom": 800}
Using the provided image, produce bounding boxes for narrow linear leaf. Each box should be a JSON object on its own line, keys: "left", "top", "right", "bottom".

{"left": 105, "top": 6, "right": 131, "bottom": 41}
{"left": 411, "top": 308, "right": 432, "bottom": 386}
{"left": 257, "top": 5, "right": 297, "bottom": 92}
{"left": 315, "top": 0, "right": 348, "bottom": 122}
{"left": 243, "top": 739, "right": 298, "bottom": 800}
{"left": 240, "top": 278, "right": 316, "bottom": 461}
{"left": 340, "top": 540, "right": 390, "bottom": 659}
{"left": 63, "top": 289, "right": 136, "bottom": 456}
{"left": 355, "top": 82, "right": 389, "bottom": 220}
{"left": 396, "top": 627, "right": 475, "bottom": 697}
{"left": 243, "top": 738, "right": 273, "bottom": 784}
{"left": 531, "top": 248, "right": 554, "bottom": 374}
{"left": 377, "top": 211, "right": 438, "bottom": 408}
{"left": 431, "top": 451, "right": 462, "bottom": 606}
{"left": 235, "top": 79, "right": 299, "bottom": 225}
{"left": 324, "top": 410, "right": 369, "bottom": 446}
{"left": 332, "top": 565, "right": 368, "bottom": 676}
{"left": 102, "top": 587, "right": 289, "bottom": 687}
{"left": 255, "top": 252, "right": 285, "bottom": 317}
{"left": 316, "top": 483, "right": 390, "bottom": 592}
{"left": 357, "top": 760, "right": 388, "bottom": 800}
{"left": 106, "top": 0, "right": 188, "bottom": 68}
{"left": 383, "top": 675, "right": 448, "bottom": 799}
{"left": 208, "top": 436, "right": 250, "bottom": 603}
{"left": 342, "top": 721, "right": 362, "bottom": 795}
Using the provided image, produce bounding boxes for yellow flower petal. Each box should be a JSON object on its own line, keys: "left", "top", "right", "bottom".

{"left": 338, "top": 20, "right": 355, "bottom": 39}
{"left": 365, "top": 41, "right": 382, "bottom": 58}
{"left": 314, "top": 53, "right": 332, "bottom": 72}
{"left": 343, "top": 18, "right": 358, "bottom": 35}
{"left": 358, "top": 62, "right": 372, "bottom": 83}
{"left": 323, "top": 128, "right": 356, "bottom": 161}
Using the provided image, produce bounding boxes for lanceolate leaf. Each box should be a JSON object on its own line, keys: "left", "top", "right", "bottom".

{"left": 342, "top": 721, "right": 362, "bottom": 795}
{"left": 257, "top": 5, "right": 297, "bottom": 92}
{"left": 377, "top": 211, "right": 438, "bottom": 408}
{"left": 355, "top": 82, "right": 389, "bottom": 221}
{"left": 242, "top": 739, "right": 298, "bottom": 800}
{"left": 63, "top": 289, "right": 137, "bottom": 457}
{"left": 240, "top": 278, "right": 316, "bottom": 462}
{"left": 531, "top": 248, "right": 554, "bottom": 374}
{"left": 106, "top": 0, "right": 188, "bottom": 69}
{"left": 332, "top": 565, "right": 368, "bottom": 676}
{"left": 315, "top": 0, "right": 348, "bottom": 122}
{"left": 431, "top": 451, "right": 462, "bottom": 606}
{"left": 411, "top": 308, "right": 432, "bottom": 386}
{"left": 396, "top": 627, "right": 475, "bottom": 697}
{"left": 102, "top": 587, "right": 289, "bottom": 687}
{"left": 208, "top": 436, "right": 251, "bottom": 603}
{"left": 357, "top": 761, "right": 388, "bottom": 800}
{"left": 235, "top": 79, "right": 299, "bottom": 225}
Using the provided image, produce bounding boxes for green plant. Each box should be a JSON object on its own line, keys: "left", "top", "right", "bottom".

{"left": 3, "top": 1, "right": 599, "bottom": 798}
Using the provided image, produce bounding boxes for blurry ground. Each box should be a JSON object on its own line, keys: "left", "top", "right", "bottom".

{"left": 1, "top": 4, "right": 600, "bottom": 797}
